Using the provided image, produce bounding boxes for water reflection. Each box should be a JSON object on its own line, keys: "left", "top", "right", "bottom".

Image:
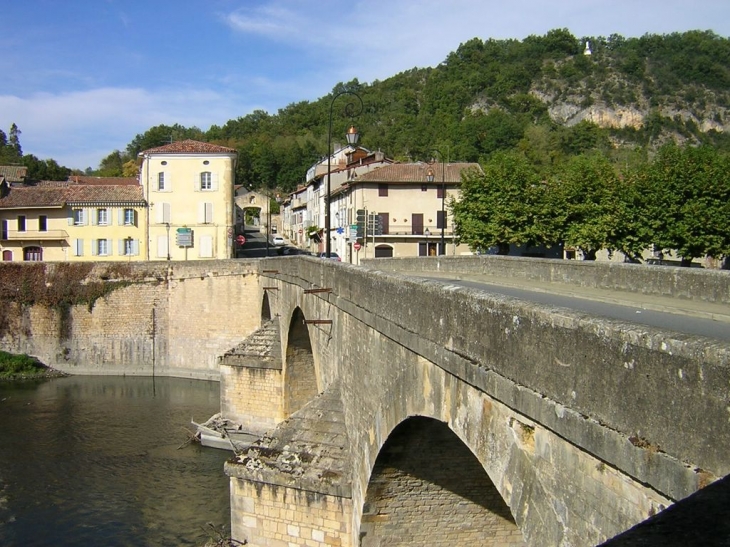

{"left": 0, "top": 376, "right": 230, "bottom": 546}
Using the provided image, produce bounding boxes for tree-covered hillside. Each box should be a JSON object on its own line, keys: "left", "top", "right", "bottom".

{"left": 6, "top": 29, "right": 730, "bottom": 188}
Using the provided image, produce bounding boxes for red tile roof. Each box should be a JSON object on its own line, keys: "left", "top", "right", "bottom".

{"left": 0, "top": 186, "right": 67, "bottom": 208}
{"left": 0, "top": 165, "right": 28, "bottom": 183}
{"left": 68, "top": 176, "right": 139, "bottom": 185}
{"left": 356, "top": 162, "right": 482, "bottom": 184}
{"left": 142, "top": 139, "right": 237, "bottom": 155}
{"left": 0, "top": 183, "right": 145, "bottom": 209}
{"left": 65, "top": 184, "right": 145, "bottom": 205}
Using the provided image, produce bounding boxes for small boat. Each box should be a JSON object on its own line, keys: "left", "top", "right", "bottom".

{"left": 191, "top": 413, "right": 260, "bottom": 452}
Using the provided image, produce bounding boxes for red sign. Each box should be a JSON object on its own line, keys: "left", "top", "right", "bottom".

{"left": 299, "top": 229, "right": 303, "bottom": 234}
{"left": 353, "top": 242, "right": 362, "bottom": 251}
{"left": 236, "top": 235, "right": 246, "bottom": 245}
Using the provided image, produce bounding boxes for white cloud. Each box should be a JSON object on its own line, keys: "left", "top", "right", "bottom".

{"left": 0, "top": 87, "right": 245, "bottom": 169}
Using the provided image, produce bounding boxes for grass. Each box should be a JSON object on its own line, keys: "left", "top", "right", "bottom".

{"left": 0, "top": 351, "right": 56, "bottom": 379}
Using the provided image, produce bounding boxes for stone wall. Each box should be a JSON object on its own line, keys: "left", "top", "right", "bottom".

{"left": 220, "top": 364, "right": 283, "bottom": 432}
{"left": 228, "top": 471, "right": 352, "bottom": 546}
{"left": 259, "top": 256, "right": 729, "bottom": 545}
{"left": 364, "top": 255, "right": 730, "bottom": 304}
{"left": 0, "top": 260, "right": 261, "bottom": 379}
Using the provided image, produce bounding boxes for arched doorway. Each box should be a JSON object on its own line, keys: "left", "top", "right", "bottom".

{"left": 284, "top": 307, "right": 318, "bottom": 417}
{"left": 374, "top": 244, "right": 393, "bottom": 258}
{"left": 361, "top": 417, "right": 525, "bottom": 546}
{"left": 23, "top": 246, "right": 42, "bottom": 261}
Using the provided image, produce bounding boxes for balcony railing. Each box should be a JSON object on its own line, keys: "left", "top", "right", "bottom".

{"left": 364, "top": 225, "right": 454, "bottom": 237}
{"left": 1, "top": 229, "right": 69, "bottom": 241}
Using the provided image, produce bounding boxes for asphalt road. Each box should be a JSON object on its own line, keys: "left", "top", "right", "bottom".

{"left": 414, "top": 273, "right": 730, "bottom": 343}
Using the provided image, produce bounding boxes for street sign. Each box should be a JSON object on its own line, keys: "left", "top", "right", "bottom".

{"left": 353, "top": 242, "right": 362, "bottom": 251}
{"left": 236, "top": 235, "right": 246, "bottom": 246}
{"left": 176, "top": 227, "right": 193, "bottom": 247}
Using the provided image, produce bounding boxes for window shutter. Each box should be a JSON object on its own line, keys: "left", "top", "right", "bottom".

{"left": 163, "top": 203, "right": 171, "bottom": 223}
{"left": 212, "top": 173, "right": 219, "bottom": 191}
{"left": 82, "top": 209, "right": 88, "bottom": 226}
{"left": 198, "top": 202, "right": 206, "bottom": 223}
{"left": 199, "top": 235, "right": 213, "bottom": 258}
{"left": 194, "top": 173, "right": 200, "bottom": 192}
{"left": 206, "top": 202, "right": 213, "bottom": 224}
{"left": 74, "top": 239, "right": 84, "bottom": 256}
{"left": 91, "top": 239, "right": 97, "bottom": 256}
{"left": 132, "top": 239, "right": 139, "bottom": 256}
{"left": 157, "top": 235, "right": 168, "bottom": 258}
{"left": 118, "top": 209, "right": 124, "bottom": 225}
{"left": 132, "top": 210, "right": 137, "bottom": 227}
{"left": 68, "top": 210, "right": 73, "bottom": 226}
{"left": 107, "top": 239, "right": 113, "bottom": 256}
{"left": 91, "top": 210, "right": 98, "bottom": 226}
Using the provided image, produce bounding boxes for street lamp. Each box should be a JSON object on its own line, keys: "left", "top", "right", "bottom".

{"left": 326, "top": 90, "right": 363, "bottom": 259}
{"left": 426, "top": 153, "right": 446, "bottom": 255}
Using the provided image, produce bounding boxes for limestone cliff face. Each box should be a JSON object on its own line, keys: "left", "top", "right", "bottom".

{"left": 528, "top": 70, "right": 730, "bottom": 136}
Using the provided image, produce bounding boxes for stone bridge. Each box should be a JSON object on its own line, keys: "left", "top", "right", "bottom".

{"left": 1, "top": 257, "right": 728, "bottom": 546}
{"left": 218, "top": 256, "right": 730, "bottom": 547}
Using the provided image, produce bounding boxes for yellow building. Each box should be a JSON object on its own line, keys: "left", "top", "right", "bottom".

{"left": 0, "top": 177, "right": 146, "bottom": 262}
{"left": 138, "top": 140, "right": 238, "bottom": 261}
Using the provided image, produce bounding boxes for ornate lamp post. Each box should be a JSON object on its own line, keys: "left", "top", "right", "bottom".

{"left": 326, "top": 90, "right": 363, "bottom": 259}
{"left": 426, "top": 151, "right": 446, "bottom": 255}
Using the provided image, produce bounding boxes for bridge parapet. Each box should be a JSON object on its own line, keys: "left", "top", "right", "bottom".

{"left": 364, "top": 255, "right": 730, "bottom": 304}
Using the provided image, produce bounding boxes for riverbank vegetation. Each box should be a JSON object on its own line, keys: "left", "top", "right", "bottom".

{"left": 0, "top": 351, "right": 63, "bottom": 380}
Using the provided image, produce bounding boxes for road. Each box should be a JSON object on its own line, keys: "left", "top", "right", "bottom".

{"left": 413, "top": 272, "right": 730, "bottom": 343}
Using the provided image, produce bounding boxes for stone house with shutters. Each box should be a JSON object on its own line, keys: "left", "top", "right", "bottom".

{"left": 327, "top": 161, "right": 482, "bottom": 263}
{"left": 137, "top": 140, "right": 237, "bottom": 261}
{"left": 0, "top": 177, "right": 146, "bottom": 262}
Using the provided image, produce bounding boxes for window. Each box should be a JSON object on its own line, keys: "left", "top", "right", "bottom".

{"left": 199, "top": 202, "right": 213, "bottom": 224}
{"left": 200, "top": 172, "right": 212, "bottom": 190}
{"left": 73, "top": 209, "right": 85, "bottom": 226}
{"left": 437, "top": 210, "right": 446, "bottom": 230}
{"left": 378, "top": 184, "right": 388, "bottom": 197}
{"left": 97, "top": 208, "right": 108, "bottom": 226}
{"left": 1, "top": 220, "right": 7, "bottom": 239}
{"left": 437, "top": 186, "right": 445, "bottom": 199}
{"left": 418, "top": 242, "right": 438, "bottom": 257}
{"left": 24, "top": 246, "right": 42, "bottom": 261}
{"left": 95, "top": 239, "right": 109, "bottom": 256}
{"left": 421, "top": 185, "right": 428, "bottom": 192}
{"left": 121, "top": 208, "right": 135, "bottom": 226}
{"left": 74, "top": 239, "right": 84, "bottom": 256}
{"left": 39, "top": 215, "right": 47, "bottom": 232}
{"left": 157, "top": 172, "right": 167, "bottom": 191}
{"left": 17, "top": 216, "right": 26, "bottom": 232}
{"left": 120, "top": 238, "right": 138, "bottom": 256}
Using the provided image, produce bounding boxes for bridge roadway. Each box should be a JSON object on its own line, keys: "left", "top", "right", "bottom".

{"left": 413, "top": 271, "right": 730, "bottom": 342}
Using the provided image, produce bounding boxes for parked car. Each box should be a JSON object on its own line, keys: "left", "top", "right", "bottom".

{"left": 271, "top": 235, "right": 285, "bottom": 246}
{"left": 318, "top": 252, "right": 341, "bottom": 261}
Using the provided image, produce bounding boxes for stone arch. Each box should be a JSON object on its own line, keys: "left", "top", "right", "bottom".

{"left": 261, "top": 291, "right": 272, "bottom": 321}
{"left": 283, "top": 307, "right": 318, "bottom": 417}
{"left": 360, "top": 416, "right": 525, "bottom": 547}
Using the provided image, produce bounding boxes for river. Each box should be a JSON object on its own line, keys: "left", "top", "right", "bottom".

{"left": 0, "top": 375, "right": 231, "bottom": 546}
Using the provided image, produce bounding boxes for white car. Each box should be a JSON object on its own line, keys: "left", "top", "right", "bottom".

{"left": 272, "top": 235, "right": 285, "bottom": 246}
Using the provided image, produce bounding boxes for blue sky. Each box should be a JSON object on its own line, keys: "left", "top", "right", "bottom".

{"left": 2, "top": 0, "right": 729, "bottom": 171}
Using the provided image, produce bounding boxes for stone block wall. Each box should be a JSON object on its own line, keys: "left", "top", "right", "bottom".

{"left": 0, "top": 260, "right": 261, "bottom": 379}
{"left": 220, "top": 364, "right": 283, "bottom": 433}
{"left": 228, "top": 477, "right": 352, "bottom": 547}
{"left": 364, "top": 255, "right": 730, "bottom": 304}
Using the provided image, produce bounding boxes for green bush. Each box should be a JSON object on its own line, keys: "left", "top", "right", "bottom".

{"left": 0, "top": 351, "right": 46, "bottom": 378}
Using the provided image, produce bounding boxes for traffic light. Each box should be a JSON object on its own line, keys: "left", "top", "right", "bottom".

{"left": 356, "top": 209, "right": 366, "bottom": 237}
